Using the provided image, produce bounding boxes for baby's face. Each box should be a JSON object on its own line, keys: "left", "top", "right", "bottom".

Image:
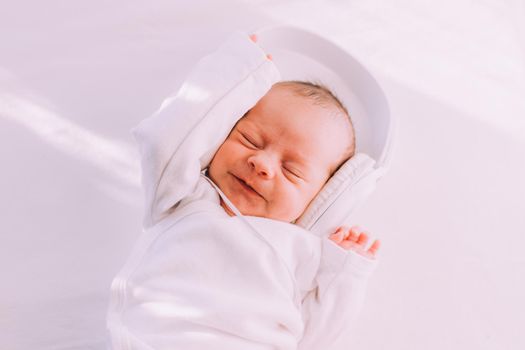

{"left": 208, "top": 85, "right": 352, "bottom": 222}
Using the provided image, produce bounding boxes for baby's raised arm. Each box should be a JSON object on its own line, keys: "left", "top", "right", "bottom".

{"left": 130, "top": 31, "right": 279, "bottom": 228}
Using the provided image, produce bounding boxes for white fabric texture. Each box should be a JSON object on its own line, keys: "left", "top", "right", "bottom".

{"left": 106, "top": 30, "right": 378, "bottom": 349}
{"left": 107, "top": 177, "right": 377, "bottom": 349}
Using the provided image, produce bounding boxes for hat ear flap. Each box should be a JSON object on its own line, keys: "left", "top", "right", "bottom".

{"left": 295, "top": 153, "right": 377, "bottom": 236}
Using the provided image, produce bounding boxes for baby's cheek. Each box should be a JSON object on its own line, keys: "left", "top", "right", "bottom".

{"left": 286, "top": 190, "right": 310, "bottom": 222}
{"left": 214, "top": 140, "right": 239, "bottom": 167}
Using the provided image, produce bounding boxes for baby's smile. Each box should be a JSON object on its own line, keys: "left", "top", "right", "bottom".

{"left": 230, "top": 173, "right": 265, "bottom": 199}
{"left": 208, "top": 82, "right": 353, "bottom": 223}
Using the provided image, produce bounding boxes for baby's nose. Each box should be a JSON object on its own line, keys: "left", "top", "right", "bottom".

{"left": 248, "top": 154, "right": 276, "bottom": 179}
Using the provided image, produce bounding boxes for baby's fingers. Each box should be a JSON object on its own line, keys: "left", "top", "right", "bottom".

{"left": 329, "top": 227, "right": 347, "bottom": 244}
{"left": 347, "top": 226, "right": 360, "bottom": 242}
{"left": 367, "top": 239, "right": 381, "bottom": 256}
{"left": 356, "top": 232, "right": 369, "bottom": 246}
{"left": 347, "top": 226, "right": 369, "bottom": 246}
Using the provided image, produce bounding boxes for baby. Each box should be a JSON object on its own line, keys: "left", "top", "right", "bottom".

{"left": 107, "top": 32, "right": 380, "bottom": 350}
{"left": 208, "top": 35, "right": 380, "bottom": 259}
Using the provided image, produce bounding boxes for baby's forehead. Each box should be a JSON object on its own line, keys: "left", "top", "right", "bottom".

{"left": 241, "top": 96, "right": 342, "bottom": 133}
{"left": 240, "top": 107, "right": 348, "bottom": 153}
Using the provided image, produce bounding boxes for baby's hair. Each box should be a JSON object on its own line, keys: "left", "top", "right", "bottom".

{"left": 274, "top": 80, "right": 356, "bottom": 171}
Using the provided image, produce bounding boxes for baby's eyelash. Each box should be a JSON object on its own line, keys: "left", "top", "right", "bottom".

{"left": 283, "top": 166, "right": 300, "bottom": 178}
{"left": 241, "top": 133, "right": 259, "bottom": 148}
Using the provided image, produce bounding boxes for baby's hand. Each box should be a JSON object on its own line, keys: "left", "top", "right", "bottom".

{"left": 249, "top": 34, "right": 272, "bottom": 61}
{"left": 329, "top": 226, "right": 380, "bottom": 260}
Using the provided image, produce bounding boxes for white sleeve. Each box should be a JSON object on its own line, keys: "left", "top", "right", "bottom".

{"left": 130, "top": 31, "right": 280, "bottom": 229}
{"left": 297, "top": 237, "right": 378, "bottom": 349}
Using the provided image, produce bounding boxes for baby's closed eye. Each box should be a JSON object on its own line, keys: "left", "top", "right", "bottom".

{"left": 283, "top": 165, "right": 300, "bottom": 178}
{"left": 240, "top": 133, "right": 260, "bottom": 149}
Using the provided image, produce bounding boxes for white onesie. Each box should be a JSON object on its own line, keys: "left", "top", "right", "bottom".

{"left": 106, "top": 31, "right": 378, "bottom": 350}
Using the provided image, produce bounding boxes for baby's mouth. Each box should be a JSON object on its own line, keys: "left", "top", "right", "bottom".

{"left": 232, "top": 174, "right": 264, "bottom": 199}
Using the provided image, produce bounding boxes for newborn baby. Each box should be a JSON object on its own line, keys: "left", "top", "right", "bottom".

{"left": 107, "top": 32, "right": 380, "bottom": 350}
{"left": 208, "top": 40, "right": 379, "bottom": 256}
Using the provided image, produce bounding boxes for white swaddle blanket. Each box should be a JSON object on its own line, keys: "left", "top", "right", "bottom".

{"left": 106, "top": 31, "right": 378, "bottom": 350}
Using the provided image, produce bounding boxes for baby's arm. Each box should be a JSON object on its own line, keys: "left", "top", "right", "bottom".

{"left": 297, "top": 226, "right": 380, "bottom": 349}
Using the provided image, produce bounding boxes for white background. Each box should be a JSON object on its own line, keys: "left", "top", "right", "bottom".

{"left": 1, "top": 0, "right": 524, "bottom": 349}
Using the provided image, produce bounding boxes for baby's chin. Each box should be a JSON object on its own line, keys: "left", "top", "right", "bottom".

{"left": 221, "top": 192, "right": 276, "bottom": 220}
{"left": 234, "top": 200, "right": 301, "bottom": 224}
{"left": 227, "top": 195, "right": 265, "bottom": 216}
{"left": 211, "top": 175, "right": 264, "bottom": 217}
